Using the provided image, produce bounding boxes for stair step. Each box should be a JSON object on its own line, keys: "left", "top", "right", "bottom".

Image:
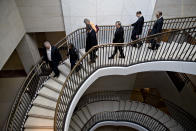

{"left": 28, "top": 114, "right": 54, "bottom": 120}
{"left": 24, "top": 117, "right": 53, "bottom": 127}
{"left": 119, "top": 100, "right": 126, "bottom": 110}
{"left": 130, "top": 101, "right": 138, "bottom": 111}
{"left": 58, "top": 64, "right": 70, "bottom": 77}
{"left": 28, "top": 106, "right": 55, "bottom": 118}
{"left": 136, "top": 102, "right": 145, "bottom": 112}
{"left": 165, "top": 119, "right": 178, "bottom": 129}
{"left": 70, "top": 120, "right": 81, "bottom": 131}
{"left": 124, "top": 101, "right": 130, "bottom": 110}
{"left": 44, "top": 78, "right": 62, "bottom": 92}
{"left": 153, "top": 110, "right": 164, "bottom": 120}
{"left": 63, "top": 59, "right": 71, "bottom": 69}
{"left": 72, "top": 115, "right": 84, "bottom": 128}
{"left": 39, "top": 86, "right": 59, "bottom": 100}
{"left": 141, "top": 103, "right": 151, "bottom": 114}
{"left": 33, "top": 95, "right": 57, "bottom": 108}
{"left": 58, "top": 73, "right": 66, "bottom": 83}
{"left": 81, "top": 106, "right": 92, "bottom": 120}
{"left": 50, "top": 76, "right": 64, "bottom": 85}
{"left": 44, "top": 83, "right": 61, "bottom": 93}
{"left": 159, "top": 114, "right": 170, "bottom": 124}
{"left": 147, "top": 106, "right": 158, "bottom": 116}
{"left": 33, "top": 103, "right": 55, "bottom": 111}
{"left": 103, "top": 101, "right": 119, "bottom": 111}
{"left": 76, "top": 110, "right": 88, "bottom": 124}
{"left": 39, "top": 93, "right": 58, "bottom": 102}
{"left": 24, "top": 126, "right": 53, "bottom": 130}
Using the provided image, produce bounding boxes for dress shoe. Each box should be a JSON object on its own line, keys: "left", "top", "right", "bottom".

{"left": 119, "top": 55, "right": 125, "bottom": 58}
{"left": 108, "top": 56, "right": 114, "bottom": 59}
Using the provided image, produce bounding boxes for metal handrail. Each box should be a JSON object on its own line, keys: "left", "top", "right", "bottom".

{"left": 82, "top": 111, "right": 169, "bottom": 131}
{"left": 55, "top": 26, "right": 196, "bottom": 131}
{"left": 5, "top": 16, "right": 196, "bottom": 131}
{"left": 73, "top": 91, "right": 196, "bottom": 131}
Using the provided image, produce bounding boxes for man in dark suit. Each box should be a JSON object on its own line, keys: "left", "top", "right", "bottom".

{"left": 131, "top": 11, "right": 144, "bottom": 48}
{"left": 86, "top": 25, "right": 98, "bottom": 63}
{"left": 43, "top": 41, "right": 62, "bottom": 77}
{"left": 109, "top": 21, "right": 125, "bottom": 59}
{"left": 148, "top": 11, "right": 164, "bottom": 50}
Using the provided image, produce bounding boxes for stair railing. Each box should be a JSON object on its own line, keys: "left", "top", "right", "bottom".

{"left": 54, "top": 26, "right": 196, "bottom": 131}
{"left": 74, "top": 91, "right": 196, "bottom": 131}
{"left": 82, "top": 111, "right": 169, "bottom": 131}
{"left": 5, "top": 16, "right": 196, "bottom": 131}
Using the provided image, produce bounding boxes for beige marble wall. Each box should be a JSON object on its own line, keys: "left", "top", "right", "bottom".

{"left": 0, "top": 77, "right": 25, "bottom": 129}
{"left": 16, "top": 34, "right": 41, "bottom": 73}
{"left": 61, "top": 0, "right": 157, "bottom": 34}
{"left": 0, "top": 0, "right": 25, "bottom": 70}
{"left": 153, "top": 0, "right": 196, "bottom": 19}
{"left": 15, "top": 0, "right": 65, "bottom": 32}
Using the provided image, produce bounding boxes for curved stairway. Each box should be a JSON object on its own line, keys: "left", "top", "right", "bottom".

{"left": 55, "top": 27, "right": 196, "bottom": 131}
{"left": 69, "top": 101, "right": 184, "bottom": 131}
{"left": 24, "top": 34, "right": 196, "bottom": 130}
{"left": 5, "top": 16, "right": 196, "bottom": 131}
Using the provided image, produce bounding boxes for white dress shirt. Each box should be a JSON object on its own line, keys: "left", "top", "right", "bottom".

{"left": 46, "top": 46, "right": 52, "bottom": 61}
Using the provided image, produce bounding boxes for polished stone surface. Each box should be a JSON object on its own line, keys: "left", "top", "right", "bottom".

{"left": 61, "top": 0, "right": 157, "bottom": 34}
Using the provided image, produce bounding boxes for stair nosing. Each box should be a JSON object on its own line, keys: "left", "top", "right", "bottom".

{"left": 38, "top": 93, "right": 58, "bottom": 102}
{"left": 33, "top": 103, "right": 55, "bottom": 111}
{"left": 24, "top": 126, "right": 53, "bottom": 129}
{"left": 28, "top": 114, "right": 54, "bottom": 120}
{"left": 44, "top": 83, "right": 61, "bottom": 93}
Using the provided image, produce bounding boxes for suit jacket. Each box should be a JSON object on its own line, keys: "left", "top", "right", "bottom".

{"left": 113, "top": 26, "right": 124, "bottom": 43}
{"left": 86, "top": 29, "right": 98, "bottom": 52}
{"left": 132, "top": 16, "right": 144, "bottom": 35}
{"left": 43, "top": 46, "right": 62, "bottom": 66}
{"left": 68, "top": 47, "right": 79, "bottom": 62}
{"left": 150, "top": 17, "right": 164, "bottom": 35}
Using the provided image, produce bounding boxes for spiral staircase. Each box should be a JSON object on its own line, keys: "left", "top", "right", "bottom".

{"left": 4, "top": 16, "right": 196, "bottom": 131}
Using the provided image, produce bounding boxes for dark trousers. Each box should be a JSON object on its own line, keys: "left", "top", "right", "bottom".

{"left": 131, "top": 33, "right": 143, "bottom": 47}
{"left": 112, "top": 46, "right": 124, "bottom": 57}
{"left": 90, "top": 50, "right": 96, "bottom": 61}
{"left": 71, "top": 60, "right": 81, "bottom": 72}
{"left": 150, "top": 39, "right": 160, "bottom": 49}
{"left": 131, "top": 33, "right": 137, "bottom": 41}
{"left": 49, "top": 61, "right": 60, "bottom": 76}
{"left": 70, "top": 61, "right": 76, "bottom": 70}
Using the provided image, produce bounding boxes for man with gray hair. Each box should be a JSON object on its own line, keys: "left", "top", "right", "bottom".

{"left": 109, "top": 21, "right": 125, "bottom": 59}
{"left": 84, "top": 18, "right": 97, "bottom": 32}
{"left": 43, "top": 41, "right": 62, "bottom": 77}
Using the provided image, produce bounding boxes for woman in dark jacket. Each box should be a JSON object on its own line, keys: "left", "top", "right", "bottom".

{"left": 86, "top": 25, "right": 98, "bottom": 63}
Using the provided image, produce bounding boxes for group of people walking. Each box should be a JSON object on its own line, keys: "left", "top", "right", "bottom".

{"left": 42, "top": 11, "right": 164, "bottom": 77}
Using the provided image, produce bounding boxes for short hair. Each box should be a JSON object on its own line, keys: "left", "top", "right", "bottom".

{"left": 136, "top": 11, "right": 142, "bottom": 14}
{"left": 115, "top": 21, "right": 121, "bottom": 26}
{"left": 158, "top": 11, "right": 162, "bottom": 16}
{"left": 84, "top": 18, "right": 90, "bottom": 24}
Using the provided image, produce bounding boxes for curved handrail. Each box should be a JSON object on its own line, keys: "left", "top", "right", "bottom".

{"left": 82, "top": 111, "right": 169, "bottom": 131}
{"left": 55, "top": 26, "right": 196, "bottom": 131}
{"left": 73, "top": 91, "right": 196, "bottom": 131}
{"left": 5, "top": 16, "right": 196, "bottom": 131}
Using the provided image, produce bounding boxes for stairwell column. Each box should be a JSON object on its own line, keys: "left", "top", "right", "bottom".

{"left": 16, "top": 34, "right": 41, "bottom": 73}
